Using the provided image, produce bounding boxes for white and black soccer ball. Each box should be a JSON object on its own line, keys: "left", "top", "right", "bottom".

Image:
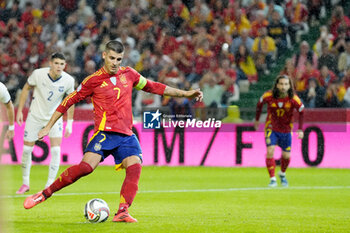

{"left": 84, "top": 198, "right": 110, "bottom": 223}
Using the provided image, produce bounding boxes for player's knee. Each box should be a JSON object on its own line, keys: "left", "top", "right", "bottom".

{"left": 122, "top": 156, "right": 142, "bottom": 169}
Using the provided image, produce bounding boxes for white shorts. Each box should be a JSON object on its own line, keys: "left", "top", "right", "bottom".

{"left": 24, "top": 113, "right": 63, "bottom": 142}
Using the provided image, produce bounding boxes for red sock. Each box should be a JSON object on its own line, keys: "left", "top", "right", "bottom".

{"left": 43, "top": 161, "right": 93, "bottom": 198}
{"left": 266, "top": 158, "right": 276, "bottom": 178}
{"left": 117, "top": 163, "right": 142, "bottom": 214}
{"left": 281, "top": 157, "right": 290, "bottom": 172}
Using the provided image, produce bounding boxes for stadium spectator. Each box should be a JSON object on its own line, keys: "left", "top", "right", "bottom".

{"left": 313, "top": 26, "right": 334, "bottom": 57}
{"left": 23, "top": 41, "right": 203, "bottom": 224}
{"left": 199, "top": 70, "right": 230, "bottom": 107}
{"left": 0, "top": 81, "right": 15, "bottom": 140}
{"left": 267, "top": 10, "right": 288, "bottom": 58}
{"left": 149, "top": 0, "right": 167, "bottom": 19}
{"left": 166, "top": 0, "right": 190, "bottom": 35}
{"left": 306, "top": 0, "right": 324, "bottom": 26}
{"left": 187, "top": 39, "right": 214, "bottom": 83}
{"left": 230, "top": 28, "right": 254, "bottom": 54}
{"left": 245, "top": 0, "right": 266, "bottom": 21}
{"left": 280, "top": 58, "right": 298, "bottom": 83}
{"left": 1, "top": 0, "right": 21, "bottom": 23}
{"left": 251, "top": 10, "right": 268, "bottom": 38}
{"left": 220, "top": 58, "right": 239, "bottom": 104}
{"left": 16, "top": 53, "right": 75, "bottom": 195}
{"left": 338, "top": 40, "right": 350, "bottom": 76}
{"left": 292, "top": 41, "right": 318, "bottom": 73}
{"left": 5, "top": 63, "right": 26, "bottom": 102}
{"left": 172, "top": 43, "right": 194, "bottom": 78}
{"left": 189, "top": 0, "right": 212, "bottom": 29}
{"left": 300, "top": 78, "right": 325, "bottom": 108}
{"left": 252, "top": 27, "right": 276, "bottom": 75}
{"left": 286, "top": 0, "right": 309, "bottom": 44}
{"left": 40, "top": 14, "right": 63, "bottom": 43}
{"left": 317, "top": 42, "right": 338, "bottom": 73}
{"left": 324, "top": 80, "right": 346, "bottom": 107}
{"left": 331, "top": 26, "right": 349, "bottom": 56}
{"left": 21, "top": 2, "right": 34, "bottom": 25}
{"left": 254, "top": 75, "right": 304, "bottom": 187}
{"left": 329, "top": 5, "right": 350, "bottom": 38}
{"left": 317, "top": 65, "right": 337, "bottom": 88}
{"left": 341, "top": 66, "right": 350, "bottom": 89}
{"left": 226, "top": 8, "right": 251, "bottom": 37}
{"left": 264, "top": 0, "right": 286, "bottom": 24}
{"left": 344, "top": 85, "right": 350, "bottom": 107}
{"left": 235, "top": 44, "right": 258, "bottom": 83}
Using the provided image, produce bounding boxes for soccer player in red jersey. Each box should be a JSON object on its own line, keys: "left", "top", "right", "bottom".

{"left": 254, "top": 75, "right": 304, "bottom": 187}
{"left": 23, "top": 41, "right": 203, "bottom": 222}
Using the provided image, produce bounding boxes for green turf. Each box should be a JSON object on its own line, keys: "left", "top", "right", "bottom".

{"left": 1, "top": 165, "right": 350, "bottom": 233}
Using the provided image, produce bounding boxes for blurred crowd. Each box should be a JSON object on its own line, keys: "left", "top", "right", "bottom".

{"left": 0, "top": 0, "right": 350, "bottom": 115}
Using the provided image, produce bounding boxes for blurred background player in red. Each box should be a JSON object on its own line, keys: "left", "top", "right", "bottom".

{"left": 23, "top": 40, "right": 203, "bottom": 223}
{"left": 254, "top": 75, "right": 304, "bottom": 187}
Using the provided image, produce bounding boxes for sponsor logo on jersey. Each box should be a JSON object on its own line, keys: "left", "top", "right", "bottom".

{"left": 100, "top": 81, "right": 108, "bottom": 88}
{"left": 59, "top": 86, "right": 64, "bottom": 92}
{"left": 110, "top": 76, "right": 117, "bottom": 85}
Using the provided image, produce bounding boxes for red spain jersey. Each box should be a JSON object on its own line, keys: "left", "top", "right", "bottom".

{"left": 57, "top": 66, "right": 165, "bottom": 135}
{"left": 256, "top": 91, "right": 304, "bottom": 133}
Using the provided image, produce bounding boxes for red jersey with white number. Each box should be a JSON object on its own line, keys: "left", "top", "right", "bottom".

{"left": 57, "top": 66, "right": 165, "bottom": 135}
{"left": 256, "top": 91, "right": 304, "bottom": 133}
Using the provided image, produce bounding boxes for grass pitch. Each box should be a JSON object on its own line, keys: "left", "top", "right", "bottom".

{"left": 1, "top": 165, "right": 350, "bottom": 233}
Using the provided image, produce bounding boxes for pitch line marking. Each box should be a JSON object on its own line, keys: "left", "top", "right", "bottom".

{"left": 1, "top": 186, "right": 350, "bottom": 199}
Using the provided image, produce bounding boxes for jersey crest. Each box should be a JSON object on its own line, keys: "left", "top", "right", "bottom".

{"left": 285, "top": 102, "right": 291, "bottom": 109}
{"left": 278, "top": 102, "right": 283, "bottom": 108}
{"left": 119, "top": 74, "right": 128, "bottom": 87}
{"left": 59, "top": 86, "right": 64, "bottom": 92}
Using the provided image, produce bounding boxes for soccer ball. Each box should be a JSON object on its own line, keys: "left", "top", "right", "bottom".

{"left": 84, "top": 198, "right": 110, "bottom": 223}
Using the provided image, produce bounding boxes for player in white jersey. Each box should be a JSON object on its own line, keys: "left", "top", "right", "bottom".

{"left": 0, "top": 82, "right": 15, "bottom": 140}
{"left": 16, "top": 53, "right": 75, "bottom": 194}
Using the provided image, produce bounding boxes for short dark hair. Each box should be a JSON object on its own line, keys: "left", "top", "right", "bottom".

{"left": 272, "top": 75, "right": 294, "bottom": 99}
{"left": 105, "top": 40, "right": 124, "bottom": 53}
{"left": 51, "top": 52, "right": 66, "bottom": 61}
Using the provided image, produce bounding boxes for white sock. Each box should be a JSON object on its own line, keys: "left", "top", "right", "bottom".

{"left": 21, "top": 145, "right": 34, "bottom": 186}
{"left": 46, "top": 146, "right": 61, "bottom": 188}
{"left": 270, "top": 177, "right": 276, "bottom": 181}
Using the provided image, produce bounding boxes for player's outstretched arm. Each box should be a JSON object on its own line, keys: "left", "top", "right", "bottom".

{"left": 38, "top": 111, "right": 63, "bottom": 140}
{"left": 163, "top": 86, "right": 203, "bottom": 102}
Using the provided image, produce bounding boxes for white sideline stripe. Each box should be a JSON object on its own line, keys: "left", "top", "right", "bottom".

{"left": 1, "top": 186, "right": 350, "bottom": 199}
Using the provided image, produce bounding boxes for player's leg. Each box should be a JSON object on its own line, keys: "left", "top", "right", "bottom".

{"left": 278, "top": 133, "right": 292, "bottom": 187}
{"left": 265, "top": 129, "right": 277, "bottom": 187}
{"left": 16, "top": 141, "right": 35, "bottom": 194}
{"left": 23, "top": 152, "right": 100, "bottom": 209}
{"left": 112, "top": 134, "right": 142, "bottom": 223}
{"left": 17, "top": 115, "right": 42, "bottom": 194}
{"left": 279, "top": 151, "right": 290, "bottom": 187}
{"left": 266, "top": 146, "right": 277, "bottom": 187}
{"left": 45, "top": 120, "right": 64, "bottom": 188}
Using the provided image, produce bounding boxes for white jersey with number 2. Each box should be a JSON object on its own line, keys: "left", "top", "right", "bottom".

{"left": 27, "top": 67, "right": 75, "bottom": 121}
